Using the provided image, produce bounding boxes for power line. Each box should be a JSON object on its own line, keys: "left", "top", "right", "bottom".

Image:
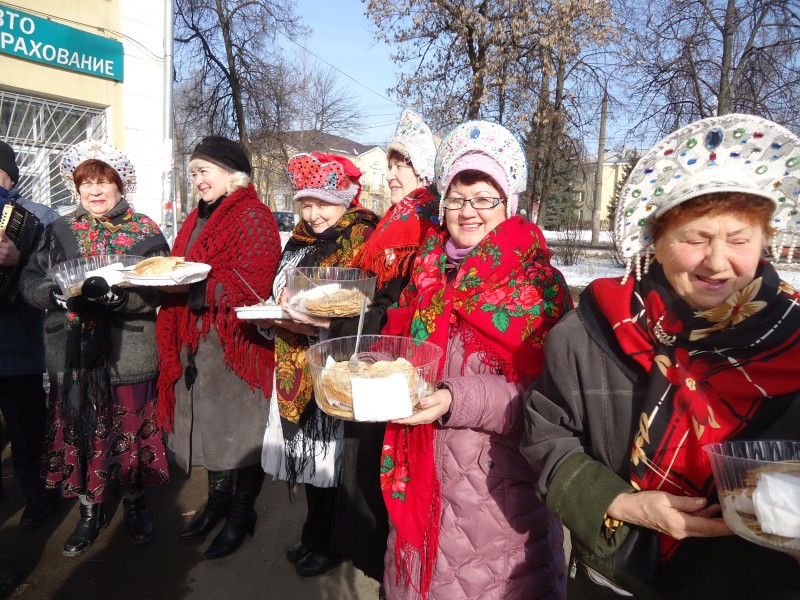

{"left": 276, "top": 29, "right": 401, "bottom": 109}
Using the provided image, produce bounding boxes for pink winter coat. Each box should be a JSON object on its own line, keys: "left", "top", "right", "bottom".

{"left": 384, "top": 330, "right": 567, "bottom": 599}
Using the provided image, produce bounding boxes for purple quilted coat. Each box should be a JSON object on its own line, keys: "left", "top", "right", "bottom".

{"left": 384, "top": 330, "right": 567, "bottom": 599}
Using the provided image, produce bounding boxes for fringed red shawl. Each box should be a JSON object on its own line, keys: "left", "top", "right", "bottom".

{"left": 354, "top": 185, "right": 439, "bottom": 289}
{"left": 156, "top": 184, "right": 281, "bottom": 431}
{"left": 588, "top": 261, "right": 800, "bottom": 562}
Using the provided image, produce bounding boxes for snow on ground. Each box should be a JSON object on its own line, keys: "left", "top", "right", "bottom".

{"left": 539, "top": 229, "right": 800, "bottom": 290}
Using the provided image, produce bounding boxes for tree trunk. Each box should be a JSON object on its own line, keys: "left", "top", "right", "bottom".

{"left": 590, "top": 90, "right": 608, "bottom": 246}
{"left": 716, "top": 0, "right": 737, "bottom": 115}
{"left": 216, "top": 0, "right": 252, "bottom": 159}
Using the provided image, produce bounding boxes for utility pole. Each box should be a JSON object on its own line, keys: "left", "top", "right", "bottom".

{"left": 590, "top": 90, "right": 608, "bottom": 246}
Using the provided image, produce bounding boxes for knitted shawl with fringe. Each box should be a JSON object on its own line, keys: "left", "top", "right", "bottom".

{"left": 354, "top": 185, "right": 439, "bottom": 289}
{"left": 156, "top": 184, "right": 281, "bottom": 430}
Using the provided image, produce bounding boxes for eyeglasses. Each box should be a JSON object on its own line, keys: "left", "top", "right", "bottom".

{"left": 443, "top": 197, "right": 505, "bottom": 211}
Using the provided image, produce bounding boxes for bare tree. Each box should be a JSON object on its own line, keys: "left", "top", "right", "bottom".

{"left": 293, "top": 64, "right": 365, "bottom": 147}
{"left": 624, "top": 0, "right": 800, "bottom": 134}
{"left": 174, "top": 0, "right": 307, "bottom": 158}
{"left": 364, "top": 0, "right": 619, "bottom": 228}
{"left": 364, "top": 0, "right": 543, "bottom": 131}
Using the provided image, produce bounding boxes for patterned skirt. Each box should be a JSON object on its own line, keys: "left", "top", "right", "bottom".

{"left": 43, "top": 379, "right": 169, "bottom": 503}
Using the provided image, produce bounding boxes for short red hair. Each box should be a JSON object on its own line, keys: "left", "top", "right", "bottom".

{"left": 651, "top": 192, "right": 775, "bottom": 244}
{"left": 73, "top": 159, "right": 124, "bottom": 194}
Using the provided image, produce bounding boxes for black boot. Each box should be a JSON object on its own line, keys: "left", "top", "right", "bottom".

{"left": 123, "top": 494, "right": 155, "bottom": 545}
{"left": 63, "top": 502, "right": 106, "bottom": 557}
{"left": 204, "top": 464, "right": 264, "bottom": 560}
{"left": 178, "top": 469, "right": 234, "bottom": 541}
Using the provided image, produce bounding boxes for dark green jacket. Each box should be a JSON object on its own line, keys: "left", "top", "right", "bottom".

{"left": 521, "top": 303, "right": 800, "bottom": 599}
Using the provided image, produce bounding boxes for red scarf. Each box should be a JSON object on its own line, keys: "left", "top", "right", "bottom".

{"left": 381, "top": 217, "right": 572, "bottom": 597}
{"left": 355, "top": 185, "right": 439, "bottom": 289}
{"left": 588, "top": 261, "right": 800, "bottom": 561}
{"left": 156, "top": 184, "right": 281, "bottom": 431}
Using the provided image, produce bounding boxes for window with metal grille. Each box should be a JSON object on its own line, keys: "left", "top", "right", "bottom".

{"left": 0, "top": 90, "right": 106, "bottom": 213}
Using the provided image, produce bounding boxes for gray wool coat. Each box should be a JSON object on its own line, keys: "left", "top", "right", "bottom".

{"left": 165, "top": 213, "right": 270, "bottom": 473}
{"left": 19, "top": 200, "right": 168, "bottom": 386}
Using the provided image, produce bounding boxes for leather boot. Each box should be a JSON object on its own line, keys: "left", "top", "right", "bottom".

{"left": 204, "top": 464, "right": 264, "bottom": 560}
{"left": 63, "top": 502, "right": 106, "bottom": 557}
{"left": 123, "top": 494, "right": 155, "bottom": 545}
{"left": 178, "top": 469, "right": 234, "bottom": 541}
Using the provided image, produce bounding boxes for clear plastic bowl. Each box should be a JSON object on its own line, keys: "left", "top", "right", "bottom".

{"left": 306, "top": 335, "right": 443, "bottom": 421}
{"left": 48, "top": 255, "right": 144, "bottom": 296}
{"left": 705, "top": 440, "right": 800, "bottom": 561}
{"left": 285, "top": 267, "right": 377, "bottom": 317}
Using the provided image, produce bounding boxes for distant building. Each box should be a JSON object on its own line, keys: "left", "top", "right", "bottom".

{"left": 573, "top": 148, "right": 641, "bottom": 228}
{"left": 253, "top": 131, "right": 390, "bottom": 219}
{"left": 0, "top": 0, "right": 174, "bottom": 239}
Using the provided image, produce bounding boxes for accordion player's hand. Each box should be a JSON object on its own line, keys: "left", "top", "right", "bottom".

{"left": 0, "top": 230, "right": 20, "bottom": 267}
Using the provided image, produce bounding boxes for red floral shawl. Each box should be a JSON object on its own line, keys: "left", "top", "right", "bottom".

{"left": 381, "top": 217, "right": 573, "bottom": 597}
{"left": 588, "top": 261, "right": 800, "bottom": 561}
{"left": 156, "top": 184, "right": 281, "bottom": 430}
{"left": 354, "top": 185, "right": 439, "bottom": 289}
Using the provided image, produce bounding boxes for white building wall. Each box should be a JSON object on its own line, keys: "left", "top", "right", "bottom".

{"left": 120, "top": 0, "right": 172, "bottom": 235}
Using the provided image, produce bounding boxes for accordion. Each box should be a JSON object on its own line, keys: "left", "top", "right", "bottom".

{"left": 0, "top": 200, "right": 40, "bottom": 304}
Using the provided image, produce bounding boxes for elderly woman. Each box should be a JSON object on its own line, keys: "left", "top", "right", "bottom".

{"left": 381, "top": 121, "right": 572, "bottom": 599}
{"left": 20, "top": 140, "right": 170, "bottom": 556}
{"left": 156, "top": 136, "right": 281, "bottom": 560}
{"left": 522, "top": 114, "right": 800, "bottom": 599}
{"left": 260, "top": 152, "right": 379, "bottom": 577}
{"left": 317, "top": 109, "right": 440, "bottom": 584}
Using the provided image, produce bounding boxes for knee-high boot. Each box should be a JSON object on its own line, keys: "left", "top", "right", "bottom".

{"left": 204, "top": 464, "right": 264, "bottom": 560}
{"left": 178, "top": 469, "right": 234, "bottom": 540}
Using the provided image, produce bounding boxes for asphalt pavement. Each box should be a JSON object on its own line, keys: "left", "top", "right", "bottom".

{"left": 0, "top": 440, "right": 380, "bottom": 600}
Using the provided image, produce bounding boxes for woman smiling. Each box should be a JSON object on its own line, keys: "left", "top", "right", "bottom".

{"left": 522, "top": 114, "right": 800, "bottom": 598}
{"left": 380, "top": 121, "right": 572, "bottom": 600}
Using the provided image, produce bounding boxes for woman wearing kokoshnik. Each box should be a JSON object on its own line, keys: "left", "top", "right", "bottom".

{"left": 20, "top": 140, "right": 170, "bottom": 556}
{"left": 521, "top": 114, "right": 800, "bottom": 598}
{"left": 318, "top": 109, "right": 440, "bottom": 584}
{"left": 156, "top": 136, "right": 282, "bottom": 560}
{"left": 259, "top": 152, "right": 380, "bottom": 578}
{"left": 380, "top": 121, "right": 572, "bottom": 599}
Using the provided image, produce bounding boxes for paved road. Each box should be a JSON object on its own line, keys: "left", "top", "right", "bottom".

{"left": 0, "top": 443, "right": 380, "bottom": 600}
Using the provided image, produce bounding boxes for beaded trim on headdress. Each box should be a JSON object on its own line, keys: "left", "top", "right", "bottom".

{"left": 61, "top": 139, "right": 137, "bottom": 198}
{"left": 616, "top": 114, "right": 800, "bottom": 281}
{"left": 435, "top": 120, "right": 527, "bottom": 221}
{"left": 386, "top": 109, "right": 437, "bottom": 182}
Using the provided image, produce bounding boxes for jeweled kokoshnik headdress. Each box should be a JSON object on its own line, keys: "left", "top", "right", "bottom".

{"left": 616, "top": 113, "right": 800, "bottom": 280}
{"left": 61, "top": 139, "right": 137, "bottom": 199}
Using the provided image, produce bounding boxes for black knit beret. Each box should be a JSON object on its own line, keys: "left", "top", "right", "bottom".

{"left": 190, "top": 135, "right": 251, "bottom": 175}
{"left": 0, "top": 141, "right": 20, "bottom": 186}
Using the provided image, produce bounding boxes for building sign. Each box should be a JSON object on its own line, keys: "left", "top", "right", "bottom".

{"left": 0, "top": 4, "right": 123, "bottom": 81}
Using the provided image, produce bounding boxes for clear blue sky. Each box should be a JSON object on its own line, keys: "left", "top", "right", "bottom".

{"left": 288, "top": 0, "right": 404, "bottom": 146}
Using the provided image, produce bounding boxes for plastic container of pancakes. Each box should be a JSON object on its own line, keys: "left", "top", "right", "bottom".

{"left": 704, "top": 440, "right": 800, "bottom": 561}
{"left": 284, "top": 267, "right": 377, "bottom": 318}
{"left": 306, "top": 335, "right": 443, "bottom": 422}
{"left": 49, "top": 255, "right": 145, "bottom": 296}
